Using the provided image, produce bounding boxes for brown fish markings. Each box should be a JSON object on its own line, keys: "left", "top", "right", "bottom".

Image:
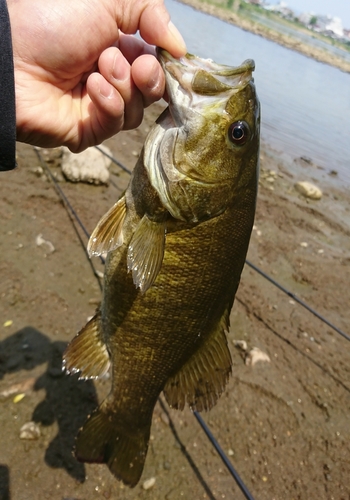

{"left": 63, "top": 48, "right": 260, "bottom": 487}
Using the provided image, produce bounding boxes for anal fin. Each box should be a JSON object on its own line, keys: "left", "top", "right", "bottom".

{"left": 87, "top": 196, "right": 127, "bottom": 257}
{"left": 63, "top": 310, "right": 110, "bottom": 379}
{"left": 127, "top": 214, "right": 166, "bottom": 293}
{"left": 163, "top": 310, "right": 232, "bottom": 412}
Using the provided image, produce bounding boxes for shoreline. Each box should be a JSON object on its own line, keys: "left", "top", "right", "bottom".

{"left": 177, "top": 0, "right": 350, "bottom": 74}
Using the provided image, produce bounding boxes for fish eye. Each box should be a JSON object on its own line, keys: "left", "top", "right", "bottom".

{"left": 228, "top": 121, "right": 250, "bottom": 146}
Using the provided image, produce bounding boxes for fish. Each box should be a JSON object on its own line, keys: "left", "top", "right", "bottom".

{"left": 63, "top": 48, "right": 260, "bottom": 487}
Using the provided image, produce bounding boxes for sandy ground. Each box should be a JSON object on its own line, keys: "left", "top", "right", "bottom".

{"left": 177, "top": 0, "right": 350, "bottom": 74}
{"left": 0, "top": 101, "right": 349, "bottom": 500}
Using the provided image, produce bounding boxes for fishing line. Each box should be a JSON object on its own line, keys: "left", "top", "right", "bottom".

{"left": 95, "top": 146, "right": 349, "bottom": 344}
{"left": 245, "top": 260, "right": 350, "bottom": 342}
{"left": 95, "top": 145, "right": 132, "bottom": 175}
{"left": 34, "top": 148, "right": 106, "bottom": 270}
{"left": 38, "top": 149, "right": 255, "bottom": 499}
{"left": 194, "top": 411, "right": 256, "bottom": 500}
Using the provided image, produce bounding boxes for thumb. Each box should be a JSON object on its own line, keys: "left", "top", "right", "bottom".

{"left": 118, "top": 1, "right": 186, "bottom": 58}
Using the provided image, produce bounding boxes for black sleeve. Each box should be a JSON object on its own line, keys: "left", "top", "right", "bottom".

{"left": 0, "top": 0, "right": 16, "bottom": 171}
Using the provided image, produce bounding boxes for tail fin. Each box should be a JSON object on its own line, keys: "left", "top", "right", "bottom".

{"left": 75, "top": 402, "right": 150, "bottom": 487}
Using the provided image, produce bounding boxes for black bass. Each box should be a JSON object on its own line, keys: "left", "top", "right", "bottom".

{"left": 63, "top": 48, "right": 260, "bottom": 487}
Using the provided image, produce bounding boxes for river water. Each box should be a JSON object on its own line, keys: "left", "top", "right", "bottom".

{"left": 165, "top": 0, "right": 350, "bottom": 185}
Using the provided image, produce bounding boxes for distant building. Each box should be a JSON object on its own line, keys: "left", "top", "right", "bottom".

{"left": 298, "top": 12, "right": 314, "bottom": 26}
{"left": 298, "top": 12, "right": 344, "bottom": 38}
{"left": 263, "top": 1, "right": 294, "bottom": 20}
{"left": 343, "top": 29, "right": 350, "bottom": 40}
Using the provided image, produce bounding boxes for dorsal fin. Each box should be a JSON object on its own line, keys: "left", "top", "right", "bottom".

{"left": 87, "top": 196, "right": 127, "bottom": 257}
{"left": 127, "top": 215, "right": 166, "bottom": 293}
{"left": 163, "top": 309, "right": 232, "bottom": 412}
{"left": 63, "top": 309, "right": 110, "bottom": 379}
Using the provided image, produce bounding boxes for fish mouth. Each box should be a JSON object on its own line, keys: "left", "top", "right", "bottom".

{"left": 156, "top": 48, "right": 255, "bottom": 127}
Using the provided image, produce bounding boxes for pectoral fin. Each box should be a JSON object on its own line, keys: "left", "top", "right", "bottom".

{"left": 127, "top": 215, "right": 166, "bottom": 293}
{"left": 87, "top": 196, "right": 127, "bottom": 257}
{"left": 163, "top": 310, "right": 232, "bottom": 412}
{"left": 63, "top": 310, "right": 110, "bottom": 379}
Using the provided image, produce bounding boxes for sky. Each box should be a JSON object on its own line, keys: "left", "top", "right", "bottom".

{"left": 270, "top": 0, "right": 350, "bottom": 29}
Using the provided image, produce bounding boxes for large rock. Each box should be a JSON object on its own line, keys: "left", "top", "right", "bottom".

{"left": 294, "top": 181, "right": 322, "bottom": 200}
{"left": 61, "top": 145, "right": 112, "bottom": 184}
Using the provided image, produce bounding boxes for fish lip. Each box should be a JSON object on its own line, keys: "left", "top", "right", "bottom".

{"left": 156, "top": 47, "right": 255, "bottom": 76}
{"left": 156, "top": 47, "right": 255, "bottom": 128}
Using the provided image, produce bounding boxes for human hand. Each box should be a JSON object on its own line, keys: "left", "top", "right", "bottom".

{"left": 7, "top": 0, "right": 186, "bottom": 152}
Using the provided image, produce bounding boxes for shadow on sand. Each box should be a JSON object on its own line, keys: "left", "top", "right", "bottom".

{"left": 0, "top": 326, "right": 98, "bottom": 484}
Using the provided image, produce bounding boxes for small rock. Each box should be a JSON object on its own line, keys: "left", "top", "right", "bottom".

{"left": 36, "top": 234, "right": 55, "bottom": 254}
{"left": 142, "top": 477, "right": 156, "bottom": 490}
{"left": 61, "top": 145, "right": 112, "bottom": 184}
{"left": 300, "top": 242, "right": 308, "bottom": 248}
{"left": 13, "top": 394, "right": 25, "bottom": 403}
{"left": 299, "top": 156, "right": 313, "bottom": 164}
{"left": 295, "top": 181, "right": 322, "bottom": 200}
{"left": 234, "top": 340, "right": 248, "bottom": 352}
{"left": 20, "top": 421, "right": 41, "bottom": 440}
{"left": 30, "top": 166, "right": 44, "bottom": 177}
{"left": 0, "top": 377, "right": 36, "bottom": 399}
{"left": 245, "top": 347, "right": 271, "bottom": 367}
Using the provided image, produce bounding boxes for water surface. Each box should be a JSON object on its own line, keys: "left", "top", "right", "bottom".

{"left": 166, "top": 0, "right": 350, "bottom": 184}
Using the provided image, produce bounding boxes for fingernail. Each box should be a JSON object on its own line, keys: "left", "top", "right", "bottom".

{"left": 147, "top": 61, "right": 161, "bottom": 90}
{"left": 112, "top": 54, "right": 129, "bottom": 82}
{"left": 99, "top": 79, "right": 114, "bottom": 99}
{"left": 168, "top": 21, "right": 187, "bottom": 55}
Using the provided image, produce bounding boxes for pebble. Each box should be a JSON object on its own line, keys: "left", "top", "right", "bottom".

{"left": 245, "top": 347, "right": 271, "bottom": 367}
{"left": 61, "top": 145, "right": 112, "bottom": 184}
{"left": 0, "top": 377, "right": 36, "bottom": 399}
{"left": 13, "top": 394, "right": 26, "bottom": 403}
{"left": 294, "top": 181, "right": 322, "bottom": 200}
{"left": 20, "top": 421, "right": 41, "bottom": 440}
{"left": 233, "top": 340, "right": 248, "bottom": 352}
{"left": 142, "top": 477, "right": 156, "bottom": 490}
{"left": 300, "top": 242, "right": 308, "bottom": 248}
{"left": 36, "top": 234, "right": 55, "bottom": 254}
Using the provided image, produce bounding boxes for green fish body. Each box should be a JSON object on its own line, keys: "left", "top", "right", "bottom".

{"left": 63, "top": 49, "right": 260, "bottom": 487}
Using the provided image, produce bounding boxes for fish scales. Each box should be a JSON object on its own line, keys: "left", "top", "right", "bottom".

{"left": 63, "top": 48, "right": 260, "bottom": 487}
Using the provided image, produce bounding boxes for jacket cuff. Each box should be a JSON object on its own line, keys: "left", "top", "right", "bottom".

{"left": 0, "top": 0, "right": 16, "bottom": 171}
